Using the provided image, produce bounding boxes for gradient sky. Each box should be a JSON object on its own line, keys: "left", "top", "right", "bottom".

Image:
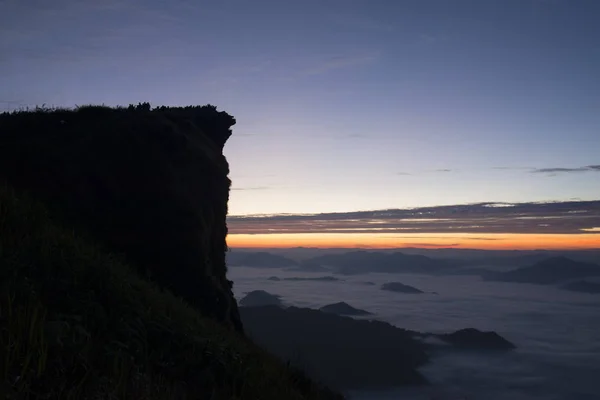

{"left": 1, "top": 0, "right": 599, "bottom": 249}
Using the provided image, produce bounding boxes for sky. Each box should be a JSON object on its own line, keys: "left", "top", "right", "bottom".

{"left": 1, "top": 0, "right": 599, "bottom": 249}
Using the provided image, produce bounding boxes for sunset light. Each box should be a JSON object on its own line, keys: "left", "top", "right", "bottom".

{"left": 228, "top": 232, "right": 600, "bottom": 250}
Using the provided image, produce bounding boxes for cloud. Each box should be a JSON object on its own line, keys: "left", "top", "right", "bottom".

{"left": 531, "top": 165, "right": 600, "bottom": 174}
{"left": 491, "top": 166, "right": 533, "bottom": 171}
{"left": 382, "top": 236, "right": 501, "bottom": 241}
{"left": 399, "top": 168, "right": 453, "bottom": 175}
{"left": 533, "top": 167, "right": 587, "bottom": 173}
{"left": 228, "top": 201, "right": 600, "bottom": 235}
{"left": 462, "top": 237, "right": 502, "bottom": 241}
{"left": 386, "top": 165, "right": 600, "bottom": 176}
{"left": 407, "top": 243, "right": 461, "bottom": 248}
{"left": 381, "top": 236, "right": 501, "bottom": 241}
{"left": 398, "top": 165, "right": 600, "bottom": 176}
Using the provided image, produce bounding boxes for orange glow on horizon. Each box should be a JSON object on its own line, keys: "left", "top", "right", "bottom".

{"left": 227, "top": 232, "right": 600, "bottom": 250}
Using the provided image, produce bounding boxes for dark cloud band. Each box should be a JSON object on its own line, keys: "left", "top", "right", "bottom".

{"left": 532, "top": 165, "right": 600, "bottom": 174}
{"left": 228, "top": 201, "right": 600, "bottom": 235}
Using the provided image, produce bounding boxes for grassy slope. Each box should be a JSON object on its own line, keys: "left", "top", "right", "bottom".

{"left": 0, "top": 184, "right": 343, "bottom": 399}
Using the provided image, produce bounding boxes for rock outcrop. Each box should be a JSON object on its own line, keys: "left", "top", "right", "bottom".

{"left": 0, "top": 104, "right": 242, "bottom": 332}
{"left": 319, "top": 302, "right": 372, "bottom": 316}
{"left": 381, "top": 282, "right": 424, "bottom": 294}
{"left": 239, "top": 290, "right": 284, "bottom": 307}
{"left": 435, "top": 328, "right": 516, "bottom": 350}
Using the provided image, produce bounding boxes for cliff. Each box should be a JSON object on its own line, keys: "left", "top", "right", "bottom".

{"left": 0, "top": 104, "right": 241, "bottom": 331}
{"left": 0, "top": 104, "right": 342, "bottom": 399}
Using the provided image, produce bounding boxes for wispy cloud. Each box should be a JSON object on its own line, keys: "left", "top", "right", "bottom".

{"left": 491, "top": 166, "right": 533, "bottom": 171}
{"left": 394, "top": 168, "right": 454, "bottom": 175}
{"left": 381, "top": 236, "right": 501, "bottom": 241}
{"left": 228, "top": 201, "right": 600, "bottom": 235}
{"left": 408, "top": 242, "right": 460, "bottom": 247}
{"left": 388, "top": 165, "right": 599, "bottom": 176}
{"left": 531, "top": 165, "right": 600, "bottom": 174}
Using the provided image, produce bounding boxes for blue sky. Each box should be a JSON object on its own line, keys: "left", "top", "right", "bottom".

{"left": 2, "top": 0, "right": 599, "bottom": 215}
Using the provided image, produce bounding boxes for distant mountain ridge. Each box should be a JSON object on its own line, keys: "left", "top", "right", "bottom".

{"left": 227, "top": 251, "right": 600, "bottom": 285}
{"left": 483, "top": 256, "right": 600, "bottom": 284}
{"left": 230, "top": 247, "right": 600, "bottom": 265}
{"left": 304, "top": 250, "right": 458, "bottom": 275}
{"left": 319, "top": 302, "right": 372, "bottom": 316}
{"left": 381, "top": 282, "right": 425, "bottom": 294}
{"left": 227, "top": 251, "right": 298, "bottom": 267}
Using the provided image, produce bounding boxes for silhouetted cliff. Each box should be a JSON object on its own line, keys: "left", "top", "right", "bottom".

{"left": 0, "top": 104, "right": 241, "bottom": 331}
{"left": 0, "top": 105, "right": 344, "bottom": 399}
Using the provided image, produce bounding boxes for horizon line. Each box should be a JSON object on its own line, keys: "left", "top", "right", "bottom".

{"left": 227, "top": 245, "right": 600, "bottom": 252}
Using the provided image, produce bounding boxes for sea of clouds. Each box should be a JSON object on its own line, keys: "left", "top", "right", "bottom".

{"left": 229, "top": 266, "right": 600, "bottom": 400}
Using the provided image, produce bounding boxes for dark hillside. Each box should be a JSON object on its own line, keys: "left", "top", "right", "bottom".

{"left": 0, "top": 170, "right": 342, "bottom": 399}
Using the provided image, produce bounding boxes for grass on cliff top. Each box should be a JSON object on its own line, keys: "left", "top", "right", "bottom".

{"left": 0, "top": 184, "right": 343, "bottom": 400}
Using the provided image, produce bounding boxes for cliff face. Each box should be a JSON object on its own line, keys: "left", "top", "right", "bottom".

{"left": 0, "top": 104, "right": 242, "bottom": 332}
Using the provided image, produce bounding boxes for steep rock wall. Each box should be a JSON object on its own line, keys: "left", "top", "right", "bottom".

{"left": 0, "top": 104, "right": 243, "bottom": 332}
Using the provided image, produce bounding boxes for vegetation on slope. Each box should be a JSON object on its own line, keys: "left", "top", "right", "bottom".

{"left": 0, "top": 181, "right": 342, "bottom": 399}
